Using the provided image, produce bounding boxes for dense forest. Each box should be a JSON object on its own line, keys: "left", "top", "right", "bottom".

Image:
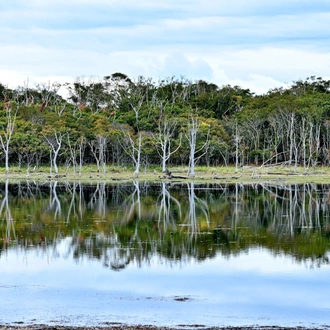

{"left": 1, "top": 73, "right": 330, "bottom": 175}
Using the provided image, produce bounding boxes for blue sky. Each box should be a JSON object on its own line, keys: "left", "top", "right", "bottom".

{"left": 1, "top": 0, "right": 330, "bottom": 94}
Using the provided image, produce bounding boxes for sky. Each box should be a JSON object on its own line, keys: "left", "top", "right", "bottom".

{"left": 1, "top": 0, "right": 330, "bottom": 94}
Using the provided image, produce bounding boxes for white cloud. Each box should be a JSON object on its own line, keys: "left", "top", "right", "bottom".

{"left": 1, "top": 44, "right": 330, "bottom": 94}
{"left": 1, "top": 1, "right": 330, "bottom": 94}
{"left": 160, "top": 53, "right": 212, "bottom": 80}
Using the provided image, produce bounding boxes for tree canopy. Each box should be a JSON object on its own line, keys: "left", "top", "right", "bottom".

{"left": 1, "top": 74, "right": 330, "bottom": 172}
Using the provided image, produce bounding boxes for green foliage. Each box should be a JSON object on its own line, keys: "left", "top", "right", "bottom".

{"left": 3, "top": 74, "right": 330, "bottom": 169}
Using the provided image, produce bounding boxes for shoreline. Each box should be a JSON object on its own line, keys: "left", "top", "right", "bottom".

{"left": 1, "top": 325, "right": 329, "bottom": 330}
{"left": 1, "top": 165, "right": 330, "bottom": 185}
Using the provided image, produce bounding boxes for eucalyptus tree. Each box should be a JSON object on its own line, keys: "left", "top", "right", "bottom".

{"left": 105, "top": 72, "right": 132, "bottom": 117}
{"left": 122, "top": 129, "right": 142, "bottom": 176}
{"left": 67, "top": 133, "right": 86, "bottom": 176}
{"left": 307, "top": 121, "right": 321, "bottom": 168}
{"left": 35, "top": 81, "right": 63, "bottom": 112}
{"left": 11, "top": 129, "right": 43, "bottom": 173}
{"left": 240, "top": 115, "right": 264, "bottom": 165}
{"left": 233, "top": 120, "right": 242, "bottom": 172}
{"left": 0, "top": 95, "right": 18, "bottom": 173}
{"left": 323, "top": 120, "right": 330, "bottom": 165}
{"left": 202, "top": 118, "right": 230, "bottom": 167}
{"left": 185, "top": 115, "right": 210, "bottom": 177}
{"left": 14, "top": 79, "right": 39, "bottom": 106}
{"left": 155, "top": 117, "right": 181, "bottom": 172}
{"left": 151, "top": 82, "right": 183, "bottom": 172}
{"left": 297, "top": 94, "right": 326, "bottom": 169}
{"left": 116, "top": 76, "right": 156, "bottom": 175}
{"left": 267, "top": 110, "right": 288, "bottom": 165}
{"left": 67, "top": 77, "right": 112, "bottom": 116}
{"left": 209, "top": 84, "right": 252, "bottom": 119}
{"left": 42, "top": 125, "right": 67, "bottom": 174}
{"left": 88, "top": 135, "right": 108, "bottom": 174}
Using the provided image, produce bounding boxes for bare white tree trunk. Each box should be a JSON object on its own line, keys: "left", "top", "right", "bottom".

{"left": 289, "top": 112, "right": 296, "bottom": 166}
{"left": 234, "top": 121, "right": 241, "bottom": 173}
{"left": 185, "top": 115, "right": 209, "bottom": 177}
{"left": 67, "top": 135, "right": 86, "bottom": 176}
{"left": 43, "top": 130, "right": 65, "bottom": 174}
{"left": 308, "top": 121, "right": 321, "bottom": 168}
{"left": 323, "top": 120, "right": 330, "bottom": 165}
{"left": 127, "top": 133, "right": 142, "bottom": 176}
{"left": 155, "top": 118, "right": 181, "bottom": 172}
{"left": 89, "top": 135, "right": 108, "bottom": 174}
{"left": 0, "top": 103, "right": 18, "bottom": 173}
{"left": 242, "top": 117, "right": 262, "bottom": 165}
{"left": 78, "top": 137, "right": 86, "bottom": 175}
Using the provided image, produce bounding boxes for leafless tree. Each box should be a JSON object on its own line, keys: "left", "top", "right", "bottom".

{"left": 155, "top": 117, "right": 181, "bottom": 172}
{"left": 123, "top": 133, "right": 142, "bottom": 177}
{"left": 67, "top": 134, "right": 86, "bottom": 176}
{"left": 89, "top": 135, "right": 108, "bottom": 174}
{"left": 0, "top": 101, "right": 18, "bottom": 173}
{"left": 42, "top": 130, "right": 67, "bottom": 174}
{"left": 185, "top": 115, "right": 210, "bottom": 177}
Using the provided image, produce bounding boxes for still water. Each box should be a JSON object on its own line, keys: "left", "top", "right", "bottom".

{"left": 0, "top": 180, "right": 330, "bottom": 328}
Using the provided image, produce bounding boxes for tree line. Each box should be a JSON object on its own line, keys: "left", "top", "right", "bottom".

{"left": 1, "top": 73, "right": 330, "bottom": 175}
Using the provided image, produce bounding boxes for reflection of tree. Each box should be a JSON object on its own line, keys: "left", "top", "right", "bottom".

{"left": 122, "top": 180, "right": 141, "bottom": 223}
{"left": 156, "top": 182, "right": 181, "bottom": 233}
{"left": 256, "top": 183, "right": 324, "bottom": 237}
{"left": 48, "top": 181, "right": 61, "bottom": 220}
{"left": 0, "top": 180, "right": 16, "bottom": 251}
{"left": 185, "top": 182, "right": 210, "bottom": 237}
{"left": 0, "top": 181, "right": 330, "bottom": 268}
{"left": 64, "top": 181, "right": 86, "bottom": 223}
{"left": 223, "top": 183, "right": 330, "bottom": 266}
{"left": 119, "top": 180, "right": 144, "bottom": 258}
{"left": 88, "top": 182, "right": 106, "bottom": 220}
{"left": 70, "top": 232, "right": 131, "bottom": 271}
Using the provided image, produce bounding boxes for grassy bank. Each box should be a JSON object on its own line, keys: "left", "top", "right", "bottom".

{"left": 0, "top": 164, "right": 330, "bottom": 184}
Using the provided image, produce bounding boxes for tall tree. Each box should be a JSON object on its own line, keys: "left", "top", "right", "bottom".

{"left": 185, "top": 115, "right": 210, "bottom": 177}
{"left": 0, "top": 98, "right": 18, "bottom": 173}
{"left": 155, "top": 117, "right": 181, "bottom": 172}
{"left": 42, "top": 127, "right": 67, "bottom": 174}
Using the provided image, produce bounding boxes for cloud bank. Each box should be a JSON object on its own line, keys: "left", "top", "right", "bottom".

{"left": 1, "top": 0, "right": 330, "bottom": 93}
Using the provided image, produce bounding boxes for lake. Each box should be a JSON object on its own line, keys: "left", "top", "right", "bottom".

{"left": 0, "top": 180, "right": 330, "bottom": 329}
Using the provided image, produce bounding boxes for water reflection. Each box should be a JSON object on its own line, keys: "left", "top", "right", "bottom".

{"left": 0, "top": 180, "right": 16, "bottom": 248}
{"left": 1, "top": 181, "right": 330, "bottom": 268}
